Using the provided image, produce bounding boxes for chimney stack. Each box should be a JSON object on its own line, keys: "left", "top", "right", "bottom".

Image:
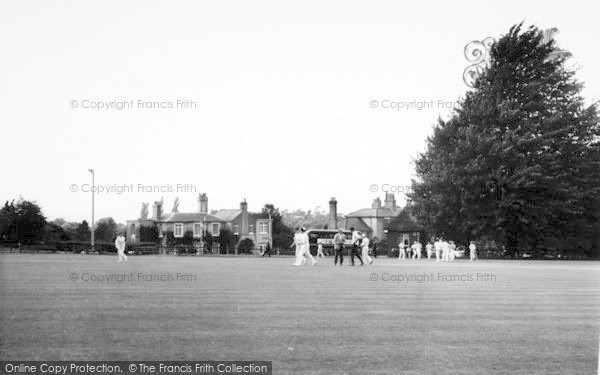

{"left": 384, "top": 192, "right": 396, "bottom": 211}
{"left": 329, "top": 197, "right": 338, "bottom": 230}
{"left": 198, "top": 193, "right": 208, "bottom": 213}
{"left": 240, "top": 199, "right": 249, "bottom": 235}
{"left": 372, "top": 197, "right": 382, "bottom": 209}
{"left": 152, "top": 201, "right": 163, "bottom": 220}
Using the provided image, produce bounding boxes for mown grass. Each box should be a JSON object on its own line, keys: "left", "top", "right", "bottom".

{"left": 0, "top": 254, "right": 598, "bottom": 374}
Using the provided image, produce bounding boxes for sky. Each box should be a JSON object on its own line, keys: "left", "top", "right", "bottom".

{"left": 1, "top": 0, "right": 599, "bottom": 224}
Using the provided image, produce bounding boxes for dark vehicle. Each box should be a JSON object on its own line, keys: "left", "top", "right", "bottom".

{"left": 307, "top": 229, "right": 352, "bottom": 256}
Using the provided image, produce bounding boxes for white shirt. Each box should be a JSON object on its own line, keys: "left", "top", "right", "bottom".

{"left": 351, "top": 231, "right": 362, "bottom": 245}
{"left": 361, "top": 237, "right": 370, "bottom": 249}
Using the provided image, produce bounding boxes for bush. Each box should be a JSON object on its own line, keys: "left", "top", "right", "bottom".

{"left": 237, "top": 238, "right": 254, "bottom": 254}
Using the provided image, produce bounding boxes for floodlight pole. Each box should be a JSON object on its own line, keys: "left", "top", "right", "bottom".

{"left": 88, "top": 169, "right": 95, "bottom": 251}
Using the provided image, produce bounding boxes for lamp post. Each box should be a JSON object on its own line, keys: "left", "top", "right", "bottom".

{"left": 267, "top": 211, "right": 273, "bottom": 251}
{"left": 88, "top": 169, "right": 95, "bottom": 252}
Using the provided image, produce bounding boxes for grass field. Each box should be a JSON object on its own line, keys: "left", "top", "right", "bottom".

{"left": 0, "top": 253, "right": 598, "bottom": 374}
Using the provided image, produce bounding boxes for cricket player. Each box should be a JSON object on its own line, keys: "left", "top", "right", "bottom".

{"left": 469, "top": 241, "right": 478, "bottom": 261}
{"left": 361, "top": 234, "right": 373, "bottom": 265}
{"left": 350, "top": 227, "right": 364, "bottom": 266}
{"left": 411, "top": 241, "right": 422, "bottom": 259}
{"left": 300, "top": 227, "right": 317, "bottom": 266}
{"left": 292, "top": 228, "right": 305, "bottom": 266}
{"left": 398, "top": 242, "right": 406, "bottom": 260}
{"left": 449, "top": 241, "right": 456, "bottom": 261}
{"left": 434, "top": 238, "right": 442, "bottom": 262}
{"left": 442, "top": 239, "right": 450, "bottom": 261}
{"left": 316, "top": 243, "right": 325, "bottom": 259}
{"left": 115, "top": 234, "right": 128, "bottom": 262}
{"left": 426, "top": 241, "right": 433, "bottom": 260}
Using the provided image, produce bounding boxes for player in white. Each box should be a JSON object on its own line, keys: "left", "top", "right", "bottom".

{"left": 442, "top": 239, "right": 450, "bottom": 261}
{"left": 361, "top": 234, "right": 374, "bottom": 265}
{"left": 449, "top": 241, "right": 456, "bottom": 261}
{"left": 434, "top": 238, "right": 442, "bottom": 262}
{"left": 316, "top": 243, "right": 325, "bottom": 259}
{"left": 469, "top": 241, "right": 478, "bottom": 261}
{"left": 425, "top": 241, "right": 433, "bottom": 260}
{"left": 398, "top": 242, "right": 406, "bottom": 260}
{"left": 411, "top": 241, "right": 422, "bottom": 260}
{"left": 292, "top": 228, "right": 305, "bottom": 266}
{"left": 115, "top": 233, "right": 128, "bottom": 262}
{"left": 300, "top": 227, "right": 317, "bottom": 266}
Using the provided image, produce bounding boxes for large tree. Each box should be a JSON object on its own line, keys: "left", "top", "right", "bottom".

{"left": 261, "top": 203, "right": 294, "bottom": 250}
{"left": 94, "top": 217, "right": 117, "bottom": 242}
{"left": 0, "top": 198, "right": 47, "bottom": 243}
{"left": 410, "top": 24, "right": 600, "bottom": 256}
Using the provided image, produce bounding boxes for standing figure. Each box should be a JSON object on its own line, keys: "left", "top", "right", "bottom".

{"left": 372, "top": 237, "right": 378, "bottom": 258}
{"left": 292, "top": 228, "right": 305, "bottom": 266}
{"left": 449, "top": 241, "right": 456, "bottom": 261}
{"left": 398, "top": 242, "right": 406, "bottom": 260}
{"left": 426, "top": 241, "right": 433, "bottom": 260}
{"left": 469, "top": 241, "right": 478, "bottom": 261}
{"left": 350, "top": 227, "right": 364, "bottom": 266}
{"left": 262, "top": 242, "right": 272, "bottom": 257}
{"left": 405, "top": 241, "right": 412, "bottom": 259}
{"left": 316, "top": 243, "right": 325, "bottom": 259}
{"left": 434, "top": 238, "right": 442, "bottom": 262}
{"left": 361, "top": 234, "right": 374, "bottom": 265}
{"left": 300, "top": 227, "right": 316, "bottom": 266}
{"left": 412, "top": 241, "right": 422, "bottom": 260}
{"left": 115, "top": 233, "right": 128, "bottom": 262}
{"left": 333, "top": 229, "right": 345, "bottom": 266}
{"left": 442, "top": 239, "right": 450, "bottom": 261}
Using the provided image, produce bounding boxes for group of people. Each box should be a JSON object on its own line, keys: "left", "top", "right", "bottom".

{"left": 398, "top": 238, "right": 478, "bottom": 261}
{"left": 291, "top": 227, "right": 317, "bottom": 266}
{"left": 292, "top": 227, "right": 375, "bottom": 266}
{"left": 332, "top": 227, "right": 374, "bottom": 266}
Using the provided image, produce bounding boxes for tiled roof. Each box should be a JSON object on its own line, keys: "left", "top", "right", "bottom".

{"left": 344, "top": 217, "right": 373, "bottom": 233}
{"left": 160, "top": 212, "right": 223, "bottom": 223}
{"left": 212, "top": 209, "right": 241, "bottom": 221}
{"left": 345, "top": 207, "right": 400, "bottom": 218}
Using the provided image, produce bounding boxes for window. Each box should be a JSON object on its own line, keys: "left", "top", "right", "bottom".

{"left": 413, "top": 232, "right": 421, "bottom": 242}
{"left": 402, "top": 233, "right": 410, "bottom": 246}
{"left": 174, "top": 223, "right": 184, "bottom": 238}
{"left": 259, "top": 222, "right": 268, "bottom": 235}
{"left": 211, "top": 223, "right": 220, "bottom": 236}
{"left": 249, "top": 225, "right": 254, "bottom": 234}
{"left": 193, "top": 223, "right": 202, "bottom": 238}
{"left": 233, "top": 224, "right": 239, "bottom": 235}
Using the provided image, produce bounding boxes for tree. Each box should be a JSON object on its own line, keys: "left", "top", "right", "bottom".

{"left": 43, "top": 222, "right": 69, "bottom": 241}
{"left": 74, "top": 220, "right": 91, "bottom": 241}
{"left": 0, "top": 198, "right": 47, "bottom": 243}
{"left": 410, "top": 24, "right": 600, "bottom": 256}
{"left": 219, "top": 228, "right": 237, "bottom": 254}
{"left": 202, "top": 231, "right": 214, "bottom": 253}
{"left": 52, "top": 218, "right": 67, "bottom": 227}
{"left": 262, "top": 203, "right": 294, "bottom": 250}
{"left": 94, "top": 217, "right": 117, "bottom": 242}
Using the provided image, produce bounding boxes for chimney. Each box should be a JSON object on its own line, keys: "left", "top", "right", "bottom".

{"left": 329, "top": 197, "right": 338, "bottom": 230}
{"left": 240, "top": 199, "right": 249, "bottom": 235}
{"left": 372, "top": 197, "right": 382, "bottom": 209}
{"left": 198, "top": 193, "right": 208, "bottom": 213}
{"left": 152, "top": 201, "right": 163, "bottom": 220}
{"left": 384, "top": 192, "right": 396, "bottom": 211}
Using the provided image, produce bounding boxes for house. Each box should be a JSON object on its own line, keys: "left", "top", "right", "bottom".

{"left": 126, "top": 193, "right": 272, "bottom": 252}
{"left": 329, "top": 192, "right": 425, "bottom": 246}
